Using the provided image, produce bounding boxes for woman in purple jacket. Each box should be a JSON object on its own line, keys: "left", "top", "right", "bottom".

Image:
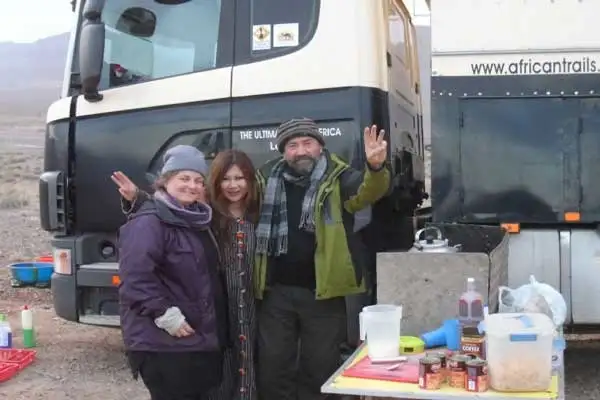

{"left": 118, "top": 145, "right": 228, "bottom": 400}
{"left": 113, "top": 150, "right": 260, "bottom": 400}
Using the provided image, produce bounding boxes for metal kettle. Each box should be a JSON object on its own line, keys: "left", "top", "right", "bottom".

{"left": 409, "top": 226, "right": 462, "bottom": 253}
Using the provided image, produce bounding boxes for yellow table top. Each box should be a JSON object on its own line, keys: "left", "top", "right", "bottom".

{"left": 330, "top": 347, "right": 559, "bottom": 399}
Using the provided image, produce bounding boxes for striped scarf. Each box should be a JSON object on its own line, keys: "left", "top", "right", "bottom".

{"left": 255, "top": 154, "right": 327, "bottom": 257}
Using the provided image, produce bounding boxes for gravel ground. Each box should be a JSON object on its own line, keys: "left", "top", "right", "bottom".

{"left": 0, "top": 208, "right": 149, "bottom": 398}
{"left": 0, "top": 128, "right": 599, "bottom": 399}
{"left": 0, "top": 207, "right": 148, "bottom": 399}
{"left": 0, "top": 304, "right": 147, "bottom": 400}
{"left": 563, "top": 340, "right": 600, "bottom": 399}
{"left": 0, "top": 127, "right": 147, "bottom": 399}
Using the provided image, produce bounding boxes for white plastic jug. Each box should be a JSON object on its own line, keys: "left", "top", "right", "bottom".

{"left": 360, "top": 304, "right": 402, "bottom": 360}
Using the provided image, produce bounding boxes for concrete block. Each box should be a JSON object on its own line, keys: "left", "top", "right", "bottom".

{"left": 376, "top": 223, "right": 509, "bottom": 337}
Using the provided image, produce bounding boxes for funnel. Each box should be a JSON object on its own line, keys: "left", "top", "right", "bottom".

{"left": 420, "top": 319, "right": 460, "bottom": 351}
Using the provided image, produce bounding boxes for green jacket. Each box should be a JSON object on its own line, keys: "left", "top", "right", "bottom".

{"left": 254, "top": 152, "right": 391, "bottom": 300}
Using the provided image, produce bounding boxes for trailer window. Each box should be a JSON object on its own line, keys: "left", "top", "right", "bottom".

{"left": 97, "top": 0, "right": 226, "bottom": 89}
{"left": 234, "top": 0, "right": 320, "bottom": 64}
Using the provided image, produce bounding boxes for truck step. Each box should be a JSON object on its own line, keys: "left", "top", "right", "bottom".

{"left": 78, "top": 314, "right": 120, "bottom": 327}
{"left": 80, "top": 262, "right": 118, "bottom": 270}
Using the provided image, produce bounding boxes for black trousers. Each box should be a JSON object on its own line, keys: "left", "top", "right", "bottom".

{"left": 127, "top": 350, "right": 223, "bottom": 400}
{"left": 257, "top": 284, "right": 347, "bottom": 400}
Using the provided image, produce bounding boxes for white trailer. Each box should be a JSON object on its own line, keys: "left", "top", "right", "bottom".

{"left": 431, "top": 0, "right": 600, "bottom": 327}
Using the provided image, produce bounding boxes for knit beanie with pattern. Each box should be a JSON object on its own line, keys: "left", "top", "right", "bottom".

{"left": 275, "top": 118, "right": 325, "bottom": 153}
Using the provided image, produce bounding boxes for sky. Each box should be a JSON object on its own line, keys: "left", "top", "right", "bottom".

{"left": 0, "top": 0, "right": 429, "bottom": 43}
{"left": 0, "top": 0, "right": 73, "bottom": 43}
{"left": 407, "top": 0, "right": 431, "bottom": 25}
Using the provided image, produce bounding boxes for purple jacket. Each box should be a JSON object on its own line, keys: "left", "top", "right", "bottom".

{"left": 117, "top": 200, "right": 228, "bottom": 352}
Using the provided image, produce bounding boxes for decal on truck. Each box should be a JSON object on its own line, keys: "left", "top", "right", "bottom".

{"left": 232, "top": 121, "right": 356, "bottom": 167}
{"left": 433, "top": 53, "right": 600, "bottom": 77}
{"left": 237, "top": 125, "right": 344, "bottom": 152}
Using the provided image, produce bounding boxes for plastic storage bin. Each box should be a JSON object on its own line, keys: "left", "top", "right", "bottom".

{"left": 485, "top": 312, "right": 554, "bottom": 392}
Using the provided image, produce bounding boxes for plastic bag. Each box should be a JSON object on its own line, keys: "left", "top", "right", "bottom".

{"left": 498, "top": 275, "right": 567, "bottom": 327}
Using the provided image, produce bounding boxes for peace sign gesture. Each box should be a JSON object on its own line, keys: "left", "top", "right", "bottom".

{"left": 364, "top": 124, "right": 387, "bottom": 169}
{"left": 111, "top": 171, "right": 139, "bottom": 202}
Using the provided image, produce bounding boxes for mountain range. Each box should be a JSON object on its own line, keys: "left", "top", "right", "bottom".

{"left": 0, "top": 33, "right": 69, "bottom": 118}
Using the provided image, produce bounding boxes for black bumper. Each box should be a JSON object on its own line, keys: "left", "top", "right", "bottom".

{"left": 51, "top": 268, "right": 119, "bottom": 323}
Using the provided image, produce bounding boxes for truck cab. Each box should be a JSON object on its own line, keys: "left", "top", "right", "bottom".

{"left": 40, "top": 0, "right": 427, "bottom": 338}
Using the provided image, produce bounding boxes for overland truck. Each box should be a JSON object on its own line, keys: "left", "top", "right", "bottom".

{"left": 39, "top": 0, "right": 428, "bottom": 337}
{"left": 431, "top": 0, "right": 600, "bottom": 327}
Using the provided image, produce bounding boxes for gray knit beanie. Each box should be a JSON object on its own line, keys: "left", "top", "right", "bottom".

{"left": 160, "top": 145, "right": 208, "bottom": 177}
{"left": 275, "top": 118, "right": 325, "bottom": 153}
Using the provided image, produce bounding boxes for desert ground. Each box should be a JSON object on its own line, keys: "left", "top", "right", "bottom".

{"left": 0, "top": 115, "right": 148, "bottom": 399}
{"left": 0, "top": 115, "right": 598, "bottom": 399}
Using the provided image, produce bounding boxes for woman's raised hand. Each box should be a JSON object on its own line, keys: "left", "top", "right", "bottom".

{"left": 111, "top": 171, "right": 139, "bottom": 201}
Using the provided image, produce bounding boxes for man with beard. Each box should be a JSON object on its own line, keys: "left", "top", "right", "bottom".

{"left": 254, "top": 118, "right": 390, "bottom": 400}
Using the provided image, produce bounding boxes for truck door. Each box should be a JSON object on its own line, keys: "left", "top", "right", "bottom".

{"left": 387, "top": 1, "right": 421, "bottom": 164}
{"left": 73, "top": 0, "right": 235, "bottom": 232}
{"left": 458, "top": 97, "right": 580, "bottom": 223}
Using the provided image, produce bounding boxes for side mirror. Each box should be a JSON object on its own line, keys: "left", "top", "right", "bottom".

{"left": 78, "top": 0, "right": 106, "bottom": 102}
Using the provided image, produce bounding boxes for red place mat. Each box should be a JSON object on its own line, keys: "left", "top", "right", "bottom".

{"left": 342, "top": 355, "right": 420, "bottom": 383}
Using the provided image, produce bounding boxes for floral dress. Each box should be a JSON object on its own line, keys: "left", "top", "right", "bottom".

{"left": 207, "top": 217, "right": 258, "bottom": 400}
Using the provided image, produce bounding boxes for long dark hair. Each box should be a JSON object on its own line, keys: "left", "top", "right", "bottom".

{"left": 207, "top": 150, "right": 259, "bottom": 236}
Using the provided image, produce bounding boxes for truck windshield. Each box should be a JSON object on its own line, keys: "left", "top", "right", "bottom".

{"left": 77, "top": 0, "right": 222, "bottom": 90}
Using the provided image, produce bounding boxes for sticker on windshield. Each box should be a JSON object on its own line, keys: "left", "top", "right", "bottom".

{"left": 273, "top": 23, "right": 299, "bottom": 48}
{"left": 252, "top": 24, "right": 271, "bottom": 51}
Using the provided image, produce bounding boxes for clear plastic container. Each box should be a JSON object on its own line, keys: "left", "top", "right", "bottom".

{"left": 362, "top": 304, "right": 402, "bottom": 360}
{"left": 485, "top": 312, "right": 554, "bottom": 392}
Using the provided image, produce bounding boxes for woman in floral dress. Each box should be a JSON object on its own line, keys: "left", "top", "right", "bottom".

{"left": 112, "top": 149, "right": 260, "bottom": 400}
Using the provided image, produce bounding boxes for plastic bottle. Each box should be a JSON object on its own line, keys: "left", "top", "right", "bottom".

{"left": 21, "top": 306, "right": 36, "bottom": 348}
{"left": 458, "top": 277, "right": 485, "bottom": 328}
{"left": 0, "top": 314, "right": 13, "bottom": 349}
